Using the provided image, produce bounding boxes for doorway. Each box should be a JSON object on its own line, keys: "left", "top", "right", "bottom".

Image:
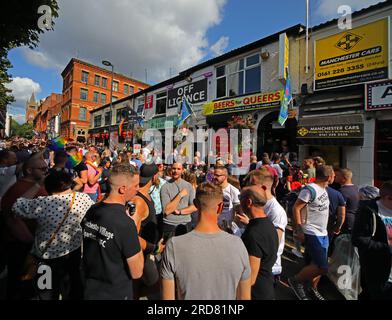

{"left": 256, "top": 111, "right": 298, "bottom": 159}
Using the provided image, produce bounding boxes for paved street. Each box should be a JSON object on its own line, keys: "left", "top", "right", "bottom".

{"left": 276, "top": 224, "right": 346, "bottom": 300}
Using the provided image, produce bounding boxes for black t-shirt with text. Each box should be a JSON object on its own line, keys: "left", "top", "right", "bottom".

{"left": 74, "top": 161, "right": 88, "bottom": 175}
{"left": 242, "top": 217, "right": 278, "bottom": 300}
{"left": 81, "top": 202, "right": 141, "bottom": 300}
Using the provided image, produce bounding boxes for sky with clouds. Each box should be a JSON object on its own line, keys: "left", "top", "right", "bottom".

{"left": 6, "top": 0, "right": 386, "bottom": 123}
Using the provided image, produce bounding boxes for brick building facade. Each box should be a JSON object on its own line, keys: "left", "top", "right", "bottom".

{"left": 60, "top": 58, "right": 149, "bottom": 141}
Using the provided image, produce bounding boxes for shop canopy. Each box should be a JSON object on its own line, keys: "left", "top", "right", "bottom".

{"left": 296, "top": 114, "right": 364, "bottom": 146}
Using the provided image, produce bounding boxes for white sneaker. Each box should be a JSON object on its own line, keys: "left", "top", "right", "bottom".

{"left": 291, "top": 248, "right": 303, "bottom": 258}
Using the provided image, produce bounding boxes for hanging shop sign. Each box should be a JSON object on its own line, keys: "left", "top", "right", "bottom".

{"left": 365, "top": 79, "right": 392, "bottom": 111}
{"left": 167, "top": 78, "right": 208, "bottom": 108}
{"left": 144, "top": 95, "right": 154, "bottom": 109}
{"left": 297, "top": 115, "right": 364, "bottom": 146}
{"left": 278, "top": 32, "right": 289, "bottom": 81}
{"left": 314, "top": 17, "right": 390, "bottom": 91}
{"left": 203, "top": 90, "right": 283, "bottom": 116}
{"left": 146, "top": 115, "right": 177, "bottom": 129}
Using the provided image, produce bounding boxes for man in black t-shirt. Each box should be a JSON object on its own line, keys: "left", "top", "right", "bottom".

{"left": 334, "top": 168, "right": 359, "bottom": 233}
{"left": 240, "top": 185, "right": 279, "bottom": 300}
{"left": 81, "top": 164, "right": 144, "bottom": 300}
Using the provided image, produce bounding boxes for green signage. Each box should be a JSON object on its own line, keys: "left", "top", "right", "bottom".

{"left": 146, "top": 116, "right": 177, "bottom": 129}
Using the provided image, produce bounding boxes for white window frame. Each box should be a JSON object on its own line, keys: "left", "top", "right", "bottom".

{"left": 215, "top": 52, "right": 261, "bottom": 99}
{"left": 155, "top": 91, "right": 167, "bottom": 115}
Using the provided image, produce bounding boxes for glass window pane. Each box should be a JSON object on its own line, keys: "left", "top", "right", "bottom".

{"left": 246, "top": 54, "right": 260, "bottom": 67}
{"left": 156, "top": 97, "right": 166, "bottom": 114}
{"left": 216, "top": 77, "right": 226, "bottom": 98}
{"left": 94, "top": 75, "right": 100, "bottom": 86}
{"left": 129, "top": 86, "right": 134, "bottom": 95}
{"left": 228, "top": 72, "right": 243, "bottom": 97}
{"left": 245, "top": 67, "right": 261, "bottom": 94}
{"left": 239, "top": 59, "right": 244, "bottom": 70}
{"left": 102, "top": 78, "right": 107, "bottom": 88}
{"left": 227, "top": 60, "right": 240, "bottom": 74}
{"left": 157, "top": 92, "right": 166, "bottom": 99}
{"left": 216, "top": 66, "right": 225, "bottom": 77}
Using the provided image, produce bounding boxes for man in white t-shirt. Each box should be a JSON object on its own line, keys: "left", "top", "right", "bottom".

{"left": 289, "top": 165, "right": 333, "bottom": 301}
{"left": 238, "top": 168, "right": 288, "bottom": 279}
{"left": 213, "top": 166, "right": 240, "bottom": 232}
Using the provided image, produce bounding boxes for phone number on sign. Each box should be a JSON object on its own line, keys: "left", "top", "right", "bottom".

{"left": 317, "top": 64, "right": 365, "bottom": 77}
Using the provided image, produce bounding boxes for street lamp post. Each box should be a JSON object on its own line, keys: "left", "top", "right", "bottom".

{"left": 102, "top": 60, "right": 114, "bottom": 150}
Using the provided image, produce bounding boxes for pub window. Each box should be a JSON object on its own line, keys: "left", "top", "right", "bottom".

{"left": 215, "top": 53, "right": 261, "bottom": 99}
{"left": 116, "top": 108, "right": 127, "bottom": 123}
{"left": 104, "top": 111, "right": 111, "bottom": 125}
{"left": 137, "top": 97, "right": 144, "bottom": 115}
{"left": 94, "top": 115, "right": 102, "bottom": 127}
{"left": 156, "top": 91, "right": 167, "bottom": 115}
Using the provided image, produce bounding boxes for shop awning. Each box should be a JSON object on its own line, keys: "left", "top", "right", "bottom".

{"left": 296, "top": 114, "right": 364, "bottom": 146}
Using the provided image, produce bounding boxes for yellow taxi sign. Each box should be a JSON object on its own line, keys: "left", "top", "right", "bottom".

{"left": 314, "top": 17, "right": 390, "bottom": 90}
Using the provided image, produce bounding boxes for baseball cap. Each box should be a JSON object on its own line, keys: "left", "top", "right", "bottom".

{"left": 139, "top": 163, "right": 159, "bottom": 185}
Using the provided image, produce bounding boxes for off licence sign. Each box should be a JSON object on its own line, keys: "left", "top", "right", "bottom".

{"left": 314, "top": 18, "right": 389, "bottom": 90}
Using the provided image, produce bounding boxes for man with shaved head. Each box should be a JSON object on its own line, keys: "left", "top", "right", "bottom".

{"left": 240, "top": 185, "right": 279, "bottom": 300}
{"left": 161, "top": 182, "right": 251, "bottom": 300}
{"left": 82, "top": 164, "right": 144, "bottom": 300}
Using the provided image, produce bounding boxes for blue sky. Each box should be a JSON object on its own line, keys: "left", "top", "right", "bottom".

{"left": 6, "top": 0, "right": 385, "bottom": 123}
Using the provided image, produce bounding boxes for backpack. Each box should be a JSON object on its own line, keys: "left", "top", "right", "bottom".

{"left": 285, "top": 184, "right": 317, "bottom": 220}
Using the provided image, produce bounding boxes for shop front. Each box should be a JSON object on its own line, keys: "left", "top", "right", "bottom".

{"left": 297, "top": 114, "right": 364, "bottom": 169}
{"left": 203, "top": 90, "right": 285, "bottom": 158}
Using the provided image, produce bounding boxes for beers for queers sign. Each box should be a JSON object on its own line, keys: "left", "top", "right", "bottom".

{"left": 203, "top": 90, "right": 283, "bottom": 116}
{"left": 314, "top": 17, "right": 390, "bottom": 90}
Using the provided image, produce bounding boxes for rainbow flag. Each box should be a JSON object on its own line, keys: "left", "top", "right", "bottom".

{"left": 119, "top": 118, "right": 125, "bottom": 136}
{"left": 66, "top": 150, "right": 83, "bottom": 169}
{"left": 48, "top": 137, "right": 68, "bottom": 151}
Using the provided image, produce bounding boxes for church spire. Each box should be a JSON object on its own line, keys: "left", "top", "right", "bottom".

{"left": 29, "top": 91, "right": 36, "bottom": 104}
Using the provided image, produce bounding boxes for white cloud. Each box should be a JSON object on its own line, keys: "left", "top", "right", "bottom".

{"left": 315, "top": 0, "right": 386, "bottom": 19}
{"left": 21, "top": 48, "right": 63, "bottom": 70}
{"left": 25, "top": 0, "right": 227, "bottom": 83}
{"left": 5, "top": 77, "right": 42, "bottom": 123}
{"left": 210, "top": 36, "right": 229, "bottom": 57}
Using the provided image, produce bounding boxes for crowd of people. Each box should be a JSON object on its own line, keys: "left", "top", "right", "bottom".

{"left": 0, "top": 136, "right": 391, "bottom": 300}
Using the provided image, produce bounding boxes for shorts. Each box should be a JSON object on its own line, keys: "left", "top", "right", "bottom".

{"left": 304, "top": 234, "right": 329, "bottom": 270}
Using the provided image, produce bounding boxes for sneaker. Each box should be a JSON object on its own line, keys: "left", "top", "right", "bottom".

{"left": 291, "top": 248, "right": 303, "bottom": 258}
{"left": 288, "top": 277, "right": 311, "bottom": 300}
{"left": 308, "top": 287, "right": 326, "bottom": 301}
